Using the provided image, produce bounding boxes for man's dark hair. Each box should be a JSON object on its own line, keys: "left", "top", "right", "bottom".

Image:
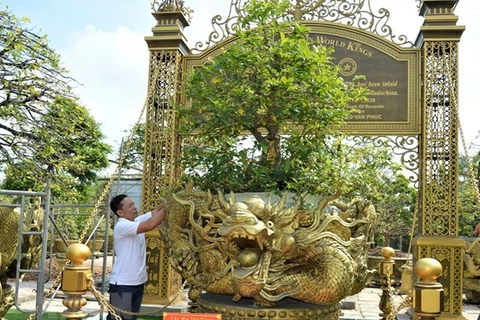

{"left": 110, "top": 194, "right": 128, "bottom": 217}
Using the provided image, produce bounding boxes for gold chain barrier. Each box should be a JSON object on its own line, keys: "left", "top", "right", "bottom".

{"left": 386, "top": 293, "right": 412, "bottom": 320}
{"left": 56, "top": 243, "right": 187, "bottom": 319}
{"left": 25, "top": 53, "right": 178, "bottom": 319}
{"left": 87, "top": 275, "right": 187, "bottom": 318}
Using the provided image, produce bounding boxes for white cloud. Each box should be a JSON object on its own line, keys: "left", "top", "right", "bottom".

{"left": 59, "top": 25, "right": 149, "bottom": 148}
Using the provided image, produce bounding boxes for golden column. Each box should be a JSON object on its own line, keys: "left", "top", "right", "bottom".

{"left": 413, "top": 0, "right": 465, "bottom": 318}
{"left": 141, "top": 0, "right": 191, "bottom": 304}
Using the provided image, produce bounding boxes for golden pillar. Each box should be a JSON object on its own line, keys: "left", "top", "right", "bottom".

{"left": 414, "top": 0, "right": 465, "bottom": 318}
{"left": 141, "top": 0, "right": 191, "bottom": 304}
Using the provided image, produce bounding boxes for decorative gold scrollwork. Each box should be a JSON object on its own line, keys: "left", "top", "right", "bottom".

{"left": 348, "top": 136, "right": 420, "bottom": 186}
{"left": 192, "top": 0, "right": 413, "bottom": 53}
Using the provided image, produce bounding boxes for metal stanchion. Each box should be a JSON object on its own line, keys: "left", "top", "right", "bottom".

{"left": 379, "top": 247, "right": 396, "bottom": 320}
{"left": 412, "top": 258, "right": 444, "bottom": 320}
{"left": 187, "top": 285, "right": 200, "bottom": 312}
{"left": 60, "top": 243, "right": 92, "bottom": 320}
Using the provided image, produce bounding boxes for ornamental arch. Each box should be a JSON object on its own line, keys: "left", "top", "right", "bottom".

{"left": 142, "top": 0, "right": 465, "bottom": 317}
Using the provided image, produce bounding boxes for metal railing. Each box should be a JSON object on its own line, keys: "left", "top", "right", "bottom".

{"left": 0, "top": 182, "right": 51, "bottom": 319}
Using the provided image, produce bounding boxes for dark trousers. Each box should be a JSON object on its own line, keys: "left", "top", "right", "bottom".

{"left": 107, "top": 283, "right": 145, "bottom": 320}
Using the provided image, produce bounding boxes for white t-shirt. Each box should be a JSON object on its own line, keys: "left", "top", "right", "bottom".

{"left": 109, "top": 212, "right": 152, "bottom": 286}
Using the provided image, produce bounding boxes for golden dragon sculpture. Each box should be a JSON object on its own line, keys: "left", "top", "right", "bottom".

{"left": 160, "top": 188, "right": 377, "bottom": 307}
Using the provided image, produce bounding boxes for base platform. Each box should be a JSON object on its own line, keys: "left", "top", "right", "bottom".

{"left": 197, "top": 293, "right": 340, "bottom": 320}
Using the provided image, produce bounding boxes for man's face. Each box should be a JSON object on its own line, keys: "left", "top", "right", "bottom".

{"left": 117, "top": 197, "right": 138, "bottom": 221}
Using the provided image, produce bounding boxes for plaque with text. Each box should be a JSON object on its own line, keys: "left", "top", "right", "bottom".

{"left": 307, "top": 22, "right": 421, "bottom": 134}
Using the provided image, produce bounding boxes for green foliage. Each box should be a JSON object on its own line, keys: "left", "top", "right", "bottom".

{"left": 0, "top": 5, "right": 111, "bottom": 201}
{"left": 458, "top": 151, "right": 480, "bottom": 236}
{"left": 178, "top": 0, "right": 370, "bottom": 195}
{"left": 5, "top": 310, "right": 65, "bottom": 320}
{"left": 371, "top": 173, "right": 417, "bottom": 248}
{"left": 116, "top": 123, "right": 145, "bottom": 172}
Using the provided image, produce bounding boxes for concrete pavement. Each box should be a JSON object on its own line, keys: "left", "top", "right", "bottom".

{"left": 7, "top": 280, "right": 480, "bottom": 320}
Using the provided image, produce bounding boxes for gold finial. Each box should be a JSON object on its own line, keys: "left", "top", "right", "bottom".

{"left": 151, "top": 0, "right": 184, "bottom": 12}
{"left": 150, "top": 0, "right": 193, "bottom": 22}
{"left": 381, "top": 246, "right": 396, "bottom": 261}
{"left": 415, "top": 258, "right": 442, "bottom": 282}
{"left": 65, "top": 243, "right": 91, "bottom": 266}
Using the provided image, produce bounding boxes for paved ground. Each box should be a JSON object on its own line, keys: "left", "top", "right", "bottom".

{"left": 7, "top": 280, "right": 480, "bottom": 320}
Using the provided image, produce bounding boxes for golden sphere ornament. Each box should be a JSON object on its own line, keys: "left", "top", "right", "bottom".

{"left": 415, "top": 258, "right": 442, "bottom": 282}
{"left": 380, "top": 247, "right": 395, "bottom": 260}
{"left": 65, "top": 243, "right": 91, "bottom": 265}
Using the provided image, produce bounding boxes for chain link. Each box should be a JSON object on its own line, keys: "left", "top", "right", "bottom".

{"left": 78, "top": 95, "right": 148, "bottom": 245}
{"left": 78, "top": 51, "right": 167, "bottom": 245}
{"left": 26, "top": 270, "right": 64, "bottom": 320}
{"left": 383, "top": 268, "right": 412, "bottom": 320}
{"left": 405, "top": 197, "right": 418, "bottom": 267}
{"left": 386, "top": 293, "right": 412, "bottom": 320}
{"left": 87, "top": 274, "right": 123, "bottom": 320}
{"left": 87, "top": 274, "right": 187, "bottom": 318}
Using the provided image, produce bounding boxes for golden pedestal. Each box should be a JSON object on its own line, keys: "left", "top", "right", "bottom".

{"left": 413, "top": 236, "right": 466, "bottom": 320}
{"left": 61, "top": 243, "right": 91, "bottom": 320}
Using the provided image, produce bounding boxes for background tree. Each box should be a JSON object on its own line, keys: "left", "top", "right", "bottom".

{"left": 458, "top": 150, "right": 480, "bottom": 236}
{"left": 0, "top": 6, "right": 111, "bottom": 201}
{"left": 112, "top": 123, "right": 145, "bottom": 173}
{"left": 372, "top": 173, "right": 417, "bottom": 250}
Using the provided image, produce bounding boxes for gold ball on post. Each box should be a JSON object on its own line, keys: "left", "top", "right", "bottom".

{"left": 188, "top": 286, "right": 200, "bottom": 302}
{"left": 380, "top": 247, "right": 395, "bottom": 260}
{"left": 415, "top": 258, "right": 442, "bottom": 282}
{"left": 65, "top": 243, "right": 91, "bottom": 265}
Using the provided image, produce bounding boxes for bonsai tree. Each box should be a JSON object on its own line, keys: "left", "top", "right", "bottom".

{"left": 177, "top": 0, "right": 372, "bottom": 195}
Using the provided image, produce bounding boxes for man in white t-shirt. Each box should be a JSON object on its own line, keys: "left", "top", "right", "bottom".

{"left": 107, "top": 194, "right": 166, "bottom": 320}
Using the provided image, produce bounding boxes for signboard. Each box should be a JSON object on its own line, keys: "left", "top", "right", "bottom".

{"left": 163, "top": 313, "right": 222, "bottom": 320}
{"left": 307, "top": 22, "right": 421, "bottom": 134}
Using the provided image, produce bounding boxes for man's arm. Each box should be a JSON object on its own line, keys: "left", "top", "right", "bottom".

{"left": 137, "top": 203, "right": 166, "bottom": 234}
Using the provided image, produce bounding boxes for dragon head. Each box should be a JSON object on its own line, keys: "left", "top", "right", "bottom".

{"left": 217, "top": 195, "right": 303, "bottom": 301}
{"left": 217, "top": 199, "right": 275, "bottom": 299}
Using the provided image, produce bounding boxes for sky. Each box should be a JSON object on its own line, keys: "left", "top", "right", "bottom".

{"left": 2, "top": 0, "right": 479, "bottom": 155}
